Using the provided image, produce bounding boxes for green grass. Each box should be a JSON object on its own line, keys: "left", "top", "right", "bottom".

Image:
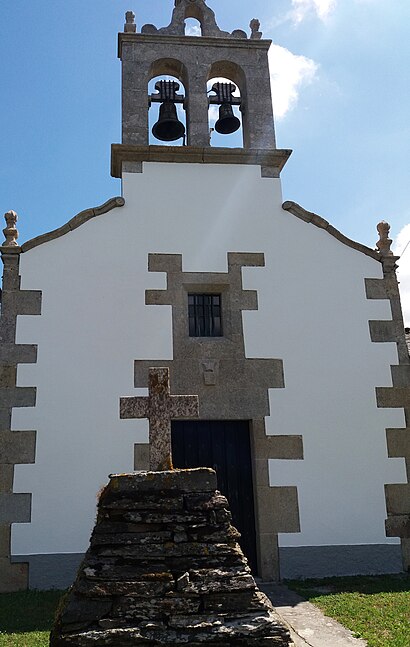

{"left": 0, "top": 576, "right": 409, "bottom": 646}
{"left": 286, "top": 574, "right": 410, "bottom": 647}
{"left": 0, "top": 590, "right": 63, "bottom": 647}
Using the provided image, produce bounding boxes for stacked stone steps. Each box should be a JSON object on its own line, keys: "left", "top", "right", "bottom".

{"left": 50, "top": 468, "right": 292, "bottom": 646}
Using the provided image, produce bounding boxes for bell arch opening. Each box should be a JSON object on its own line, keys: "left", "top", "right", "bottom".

{"left": 207, "top": 76, "right": 243, "bottom": 148}
{"left": 185, "top": 17, "right": 202, "bottom": 36}
{"left": 207, "top": 61, "right": 247, "bottom": 148}
{"left": 148, "top": 60, "right": 188, "bottom": 146}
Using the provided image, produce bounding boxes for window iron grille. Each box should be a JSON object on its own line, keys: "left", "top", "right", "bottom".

{"left": 188, "top": 294, "right": 222, "bottom": 337}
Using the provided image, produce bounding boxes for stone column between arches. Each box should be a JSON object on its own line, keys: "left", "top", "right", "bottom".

{"left": 133, "top": 251, "right": 303, "bottom": 580}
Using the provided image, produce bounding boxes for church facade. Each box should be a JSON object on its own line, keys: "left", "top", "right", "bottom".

{"left": 1, "top": 0, "right": 409, "bottom": 591}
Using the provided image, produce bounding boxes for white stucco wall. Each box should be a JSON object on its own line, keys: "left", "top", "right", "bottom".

{"left": 12, "top": 162, "right": 406, "bottom": 556}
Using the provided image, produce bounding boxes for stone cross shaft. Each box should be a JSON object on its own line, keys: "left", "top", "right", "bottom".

{"left": 120, "top": 367, "right": 199, "bottom": 471}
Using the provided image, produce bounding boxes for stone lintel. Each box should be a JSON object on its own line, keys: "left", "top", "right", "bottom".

{"left": 111, "top": 144, "right": 292, "bottom": 178}
{"left": 107, "top": 469, "right": 217, "bottom": 494}
{"left": 0, "top": 493, "right": 32, "bottom": 523}
{"left": 385, "top": 484, "right": 410, "bottom": 515}
{"left": 118, "top": 32, "right": 273, "bottom": 59}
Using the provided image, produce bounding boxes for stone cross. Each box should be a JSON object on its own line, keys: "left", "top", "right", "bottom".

{"left": 120, "top": 367, "right": 199, "bottom": 471}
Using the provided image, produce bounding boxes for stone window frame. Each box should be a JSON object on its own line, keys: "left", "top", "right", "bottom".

{"left": 184, "top": 283, "right": 231, "bottom": 342}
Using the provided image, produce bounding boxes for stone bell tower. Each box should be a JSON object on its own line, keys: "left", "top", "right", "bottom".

{"left": 109, "top": 0, "right": 300, "bottom": 582}
{"left": 111, "top": 0, "right": 291, "bottom": 178}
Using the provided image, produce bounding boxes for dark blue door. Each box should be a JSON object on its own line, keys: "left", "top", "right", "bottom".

{"left": 171, "top": 420, "right": 258, "bottom": 573}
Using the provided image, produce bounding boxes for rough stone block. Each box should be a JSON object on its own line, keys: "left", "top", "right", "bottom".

{"left": 0, "top": 365, "right": 17, "bottom": 387}
{"left": 386, "top": 428, "right": 410, "bottom": 458}
{"left": 0, "top": 343, "right": 37, "bottom": 364}
{"left": 134, "top": 443, "right": 150, "bottom": 471}
{"left": 253, "top": 431, "right": 303, "bottom": 461}
{"left": 148, "top": 253, "right": 182, "bottom": 273}
{"left": 386, "top": 514, "right": 410, "bottom": 538}
{"left": 369, "top": 320, "right": 396, "bottom": 343}
{"left": 0, "top": 492, "right": 32, "bottom": 523}
{"left": 258, "top": 533, "right": 279, "bottom": 581}
{"left": 391, "top": 366, "right": 410, "bottom": 388}
{"left": 145, "top": 289, "right": 169, "bottom": 305}
{"left": 385, "top": 484, "right": 410, "bottom": 514}
{"left": 227, "top": 251, "right": 265, "bottom": 268}
{"left": 0, "top": 525, "right": 10, "bottom": 556}
{"left": 257, "top": 487, "right": 300, "bottom": 534}
{"left": 0, "top": 386, "right": 36, "bottom": 409}
{"left": 0, "top": 558, "right": 28, "bottom": 593}
{"left": 0, "top": 464, "right": 13, "bottom": 492}
{"left": 377, "top": 386, "right": 410, "bottom": 409}
{"left": 15, "top": 291, "right": 42, "bottom": 316}
{"left": 365, "top": 278, "right": 388, "bottom": 299}
{"left": 0, "top": 430, "right": 36, "bottom": 464}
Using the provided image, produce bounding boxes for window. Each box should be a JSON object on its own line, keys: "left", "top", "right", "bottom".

{"left": 188, "top": 294, "right": 222, "bottom": 337}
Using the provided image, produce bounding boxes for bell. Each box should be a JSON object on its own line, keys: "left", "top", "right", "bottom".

{"left": 215, "top": 102, "right": 241, "bottom": 135}
{"left": 152, "top": 100, "right": 185, "bottom": 142}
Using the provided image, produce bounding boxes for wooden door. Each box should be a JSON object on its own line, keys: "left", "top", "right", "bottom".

{"left": 171, "top": 420, "right": 257, "bottom": 573}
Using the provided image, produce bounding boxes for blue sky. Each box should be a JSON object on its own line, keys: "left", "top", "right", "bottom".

{"left": 1, "top": 0, "right": 409, "bottom": 315}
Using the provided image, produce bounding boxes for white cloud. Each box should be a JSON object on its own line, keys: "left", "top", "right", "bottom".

{"left": 290, "top": 0, "right": 337, "bottom": 23}
{"left": 268, "top": 45, "right": 318, "bottom": 118}
{"left": 393, "top": 224, "right": 410, "bottom": 326}
{"left": 185, "top": 21, "right": 201, "bottom": 37}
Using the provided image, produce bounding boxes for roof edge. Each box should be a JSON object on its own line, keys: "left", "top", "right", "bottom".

{"left": 21, "top": 197, "right": 125, "bottom": 253}
{"left": 282, "top": 200, "right": 380, "bottom": 261}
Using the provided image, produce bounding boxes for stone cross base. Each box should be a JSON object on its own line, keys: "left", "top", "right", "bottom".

{"left": 50, "top": 469, "right": 292, "bottom": 646}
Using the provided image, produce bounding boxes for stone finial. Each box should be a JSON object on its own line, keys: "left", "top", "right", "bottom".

{"left": 376, "top": 221, "right": 394, "bottom": 257}
{"left": 2, "top": 211, "right": 19, "bottom": 247}
{"left": 124, "top": 11, "right": 136, "bottom": 33}
{"left": 250, "top": 18, "right": 262, "bottom": 40}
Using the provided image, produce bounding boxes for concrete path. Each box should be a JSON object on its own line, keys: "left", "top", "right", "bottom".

{"left": 260, "top": 582, "right": 368, "bottom": 647}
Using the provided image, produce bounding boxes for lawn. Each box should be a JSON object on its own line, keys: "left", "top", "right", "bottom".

{"left": 0, "top": 590, "right": 63, "bottom": 647}
{"left": 0, "top": 575, "right": 409, "bottom": 646}
{"left": 286, "top": 574, "right": 410, "bottom": 647}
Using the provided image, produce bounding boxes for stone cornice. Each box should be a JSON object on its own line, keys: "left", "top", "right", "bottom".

{"left": 20, "top": 197, "right": 125, "bottom": 253}
{"left": 111, "top": 145, "right": 292, "bottom": 178}
{"left": 118, "top": 33, "right": 272, "bottom": 59}
{"left": 282, "top": 200, "right": 381, "bottom": 261}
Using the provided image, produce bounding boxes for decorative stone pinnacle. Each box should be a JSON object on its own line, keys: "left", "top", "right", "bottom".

{"left": 120, "top": 367, "right": 199, "bottom": 471}
{"left": 124, "top": 11, "right": 136, "bottom": 33}
{"left": 2, "top": 211, "right": 19, "bottom": 247}
{"left": 376, "top": 221, "right": 394, "bottom": 257}
{"left": 250, "top": 18, "right": 262, "bottom": 39}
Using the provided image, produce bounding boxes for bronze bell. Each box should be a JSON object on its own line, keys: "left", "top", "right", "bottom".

{"left": 152, "top": 100, "right": 185, "bottom": 142}
{"left": 215, "top": 103, "right": 241, "bottom": 135}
